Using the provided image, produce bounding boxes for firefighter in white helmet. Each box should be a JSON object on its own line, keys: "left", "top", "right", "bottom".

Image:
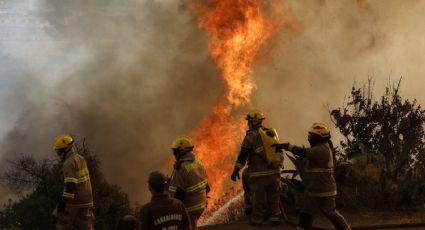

{"left": 231, "top": 109, "right": 283, "bottom": 226}
{"left": 52, "top": 134, "right": 94, "bottom": 230}
{"left": 168, "top": 136, "right": 209, "bottom": 229}
{"left": 274, "top": 123, "right": 351, "bottom": 230}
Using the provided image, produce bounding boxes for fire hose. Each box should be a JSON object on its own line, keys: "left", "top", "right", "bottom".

{"left": 279, "top": 203, "right": 425, "bottom": 229}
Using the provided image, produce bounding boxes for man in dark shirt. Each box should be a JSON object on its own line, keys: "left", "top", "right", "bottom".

{"left": 140, "top": 171, "right": 192, "bottom": 230}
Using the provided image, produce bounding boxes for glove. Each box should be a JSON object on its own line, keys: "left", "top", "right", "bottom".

{"left": 206, "top": 183, "right": 211, "bottom": 194}
{"left": 57, "top": 199, "right": 66, "bottom": 213}
{"left": 231, "top": 168, "right": 240, "bottom": 181}
{"left": 272, "top": 143, "right": 290, "bottom": 152}
{"left": 174, "top": 187, "right": 185, "bottom": 201}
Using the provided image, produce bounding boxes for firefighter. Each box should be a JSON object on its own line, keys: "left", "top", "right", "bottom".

{"left": 52, "top": 134, "right": 94, "bottom": 230}
{"left": 168, "top": 136, "right": 209, "bottom": 230}
{"left": 231, "top": 109, "right": 283, "bottom": 226}
{"left": 140, "top": 171, "right": 191, "bottom": 230}
{"left": 273, "top": 123, "right": 351, "bottom": 230}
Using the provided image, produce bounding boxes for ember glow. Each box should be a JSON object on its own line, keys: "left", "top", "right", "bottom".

{"left": 189, "top": 0, "right": 283, "bottom": 209}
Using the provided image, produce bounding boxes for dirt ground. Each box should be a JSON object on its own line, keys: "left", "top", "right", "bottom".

{"left": 201, "top": 211, "right": 425, "bottom": 230}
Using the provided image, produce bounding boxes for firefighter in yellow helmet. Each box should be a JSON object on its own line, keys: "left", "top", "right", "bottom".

{"left": 273, "top": 123, "right": 351, "bottom": 230}
{"left": 231, "top": 109, "right": 283, "bottom": 226}
{"left": 168, "top": 136, "right": 209, "bottom": 229}
{"left": 52, "top": 134, "right": 94, "bottom": 230}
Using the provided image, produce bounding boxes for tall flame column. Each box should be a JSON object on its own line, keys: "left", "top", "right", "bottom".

{"left": 190, "top": 0, "right": 282, "bottom": 208}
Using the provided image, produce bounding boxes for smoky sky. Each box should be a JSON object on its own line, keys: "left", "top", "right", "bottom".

{"left": 0, "top": 0, "right": 222, "bottom": 204}
{"left": 253, "top": 0, "right": 425, "bottom": 144}
{"left": 2, "top": 0, "right": 425, "bottom": 205}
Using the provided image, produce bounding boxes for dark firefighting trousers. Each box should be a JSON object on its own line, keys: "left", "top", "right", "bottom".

{"left": 250, "top": 174, "right": 281, "bottom": 223}
{"left": 56, "top": 207, "right": 94, "bottom": 230}
{"left": 298, "top": 196, "right": 350, "bottom": 230}
{"left": 189, "top": 210, "right": 203, "bottom": 230}
{"left": 242, "top": 168, "right": 252, "bottom": 215}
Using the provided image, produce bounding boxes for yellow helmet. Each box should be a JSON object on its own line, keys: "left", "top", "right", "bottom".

{"left": 246, "top": 109, "right": 265, "bottom": 120}
{"left": 171, "top": 136, "right": 194, "bottom": 150}
{"left": 308, "top": 123, "right": 330, "bottom": 138}
{"left": 53, "top": 134, "right": 74, "bottom": 150}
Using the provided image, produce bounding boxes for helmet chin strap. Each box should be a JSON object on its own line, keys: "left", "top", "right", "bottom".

{"left": 172, "top": 149, "right": 180, "bottom": 160}
{"left": 59, "top": 146, "right": 73, "bottom": 161}
{"left": 308, "top": 134, "right": 330, "bottom": 146}
{"left": 173, "top": 148, "right": 192, "bottom": 161}
{"left": 248, "top": 120, "right": 262, "bottom": 130}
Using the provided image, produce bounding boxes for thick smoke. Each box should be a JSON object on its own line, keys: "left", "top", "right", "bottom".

{"left": 253, "top": 0, "right": 425, "bottom": 144}
{"left": 0, "top": 0, "right": 221, "bottom": 203}
{"left": 2, "top": 0, "right": 425, "bottom": 205}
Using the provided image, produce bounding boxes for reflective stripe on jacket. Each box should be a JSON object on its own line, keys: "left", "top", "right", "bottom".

{"left": 169, "top": 152, "right": 207, "bottom": 214}
{"left": 303, "top": 142, "right": 337, "bottom": 197}
{"left": 62, "top": 151, "right": 93, "bottom": 208}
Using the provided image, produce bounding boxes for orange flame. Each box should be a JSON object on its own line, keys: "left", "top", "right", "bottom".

{"left": 189, "top": 0, "right": 283, "bottom": 208}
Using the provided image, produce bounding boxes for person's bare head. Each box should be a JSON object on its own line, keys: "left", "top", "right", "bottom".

{"left": 148, "top": 171, "right": 167, "bottom": 196}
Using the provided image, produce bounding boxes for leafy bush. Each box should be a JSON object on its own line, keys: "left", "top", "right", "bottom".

{"left": 331, "top": 78, "right": 425, "bottom": 209}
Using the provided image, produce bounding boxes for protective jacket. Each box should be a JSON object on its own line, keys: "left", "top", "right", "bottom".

{"left": 234, "top": 127, "right": 282, "bottom": 178}
{"left": 289, "top": 142, "right": 337, "bottom": 197}
{"left": 62, "top": 151, "right": 93, "bottom": 208}
{"left": 140, "top": 194, "right": 191, "bottom": 230}
{"left": 169, "top": 152, "right": 208, "bottom": 215}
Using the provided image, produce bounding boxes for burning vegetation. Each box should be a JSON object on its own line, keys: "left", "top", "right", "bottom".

{"left": 3, "top": 0, "right": 425, "bottom": 229}
{"left": 188, "top": 0, "right": 283, "bottom": 210}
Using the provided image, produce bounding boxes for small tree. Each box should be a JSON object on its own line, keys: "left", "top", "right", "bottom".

{"left": 0, "top": 141, "right": 132, "bottom": 229}
{"left": 330, "top": 78, "right": 425, "bottom": 207}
